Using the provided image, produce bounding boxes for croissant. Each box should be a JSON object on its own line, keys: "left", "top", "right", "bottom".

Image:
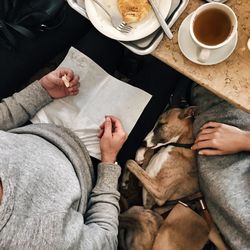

{"left": 118, "top": 0, "right": 151, "bottom": 24}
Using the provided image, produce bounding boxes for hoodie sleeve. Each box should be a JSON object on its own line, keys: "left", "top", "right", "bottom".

{"left": 0, "top": 81, "right": 52, "bottom": 130}
{"left": 81, "top": 162, "right": 121, "bottom": 250}
{"left": 57, "top": 162, "right": 121, "bottom": 250}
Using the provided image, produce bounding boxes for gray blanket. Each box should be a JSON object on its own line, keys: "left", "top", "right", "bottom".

{"left": 191, "top": 84, "right": 250, "bottom": 250}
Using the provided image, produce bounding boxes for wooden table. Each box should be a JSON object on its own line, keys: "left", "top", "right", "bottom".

{"left": 152, "top": 0, "right": 250, "bottom": 113}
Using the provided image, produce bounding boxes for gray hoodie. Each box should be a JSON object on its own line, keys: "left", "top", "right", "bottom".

{"left": 0, "top": 81, "right": 121, "bottom": 250}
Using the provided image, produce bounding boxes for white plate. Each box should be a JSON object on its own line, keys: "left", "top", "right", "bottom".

{"left": 85, "top": 0, "right": 172, "bottom": 41}
{"left": 178, "top": 13, "right": 238, "bottom": 65}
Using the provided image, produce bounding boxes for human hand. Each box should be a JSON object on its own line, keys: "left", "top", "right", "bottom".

{"left": 39, "top": 68, "right": 80, "bottom": 99}
{"left": 99, "top": 116, "right": 127, "bottom": 164}
{"left": 191, "top": 122, "right": 248, "bottom": 156}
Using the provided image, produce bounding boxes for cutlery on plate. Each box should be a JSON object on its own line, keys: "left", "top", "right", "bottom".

{"left": 148, "top": 0, "right": 173, "bottom": 39}
{"left": 91, "top": 0, "right": 132, "bottom": 33}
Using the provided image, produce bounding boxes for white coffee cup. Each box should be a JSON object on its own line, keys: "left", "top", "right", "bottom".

{"left": 190, "top": 3, "right": 238, "bottom": 63}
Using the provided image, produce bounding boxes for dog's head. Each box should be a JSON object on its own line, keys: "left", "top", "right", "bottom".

{"left": 143, "top": 107, "right": 198, "bottom": 148}
{"left": 118, "top": 206, "right": 163, "bottom": 250}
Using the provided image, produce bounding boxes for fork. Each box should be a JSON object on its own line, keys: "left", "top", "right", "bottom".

{"left": 91, "top": 0, "right": 132, "bottom": 33}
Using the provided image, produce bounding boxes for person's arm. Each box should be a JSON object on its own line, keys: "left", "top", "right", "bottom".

{"left": 79, "top": 116, "right": 127, "bottom": 249}
{"left": 50, "top": 163, "right": 121, "bottom": 250}
{"left": 81, "top": 162, "right": 121, "bottom": 249}
{"left": 0, "top": 68, "right": 79, "bottom": 131}
{"left": 191, "top": 121, "right": 250, "bottom": 155}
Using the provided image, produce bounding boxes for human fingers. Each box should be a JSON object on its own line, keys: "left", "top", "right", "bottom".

{"left": 195, "top": 133, "right": 215, "bottom": 143}
{"left": 103, "top": 117, "right": 112, "bottom": 137}
{"left": 198, "top": 149, "right": 224, "bottom": 156}
{"left": 98, "top": 128, "right": 104, "bottom": 138}
{"left": 98, "top": 121, "right": 106, "bottom": 138}
{"left": 45, "top": 73, "right": 64, "bottom": 86}
{"left": 108, "top": 115, "right": 124, "bottom": 132}
{"left": 191, "top": 140, "right": 217, "bottom": 151}
{"left": 110, "top": 120, "right": 127, "bottom": 141}
{"left": 198, "top": 128, "right": 217, "bottom": 135}
{"left": 57, "top": 68, "right": 74, "bottom": 81}
{"left": 99, "top": 122, "right": 105, "bottom": 131}
{"left": 99, "top": 118, "right": 107, "bottom": 130}
{"left": 68, "top": 89, "right": 79, "bottom": 96}
{"left": 68, "top": 75, "right": 80, "bottom": 87}
{"left": 62, "top": 75, "right": 79, "bottom": 89}
{"left": 109, "top": 118, "right": 127, "bottom": 140}
{"left": 201, "top": 122, "right": 222, "bottom": 130}
{"left": 44, "top": 71, "right": 70, "bottom": 87}
{"left": 67, "top": 82, "right": 80, "bottom": 93}
{"left": 108, "top": 115, "right": 122, "bottom": 125}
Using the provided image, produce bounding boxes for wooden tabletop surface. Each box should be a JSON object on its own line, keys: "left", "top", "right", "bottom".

{"left": 152, "top": 0, "right": 250, "bottom": 113}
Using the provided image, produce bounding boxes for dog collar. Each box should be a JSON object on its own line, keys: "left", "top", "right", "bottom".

{"left": 154, "top": 142, "right": 194, "bottom": 154}
{"left": 166, "top": 142, "right": 194, "bottom": 149}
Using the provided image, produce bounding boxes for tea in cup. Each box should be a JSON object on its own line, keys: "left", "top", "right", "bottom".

{"left": 190, "top": 3, "right": 238, "bottom": 63}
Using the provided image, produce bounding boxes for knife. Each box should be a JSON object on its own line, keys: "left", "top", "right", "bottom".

{"left": 148, "top": 0, "right": 173, "bottom": 39}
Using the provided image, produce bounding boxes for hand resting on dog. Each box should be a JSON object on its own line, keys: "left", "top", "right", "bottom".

{"left": 192, "top": 122, "right": 250, "bottom": 155}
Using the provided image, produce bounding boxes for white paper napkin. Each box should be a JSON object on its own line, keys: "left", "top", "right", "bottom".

{"left": 31, "top": 47, "right": 152, "bottom": 159}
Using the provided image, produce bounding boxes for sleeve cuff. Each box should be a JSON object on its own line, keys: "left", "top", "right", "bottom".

{"left": 14, "top": 81, "right": 52, "bottom": 116}
{"left": 94, "top": 163, "right": 121, "bottom": 191}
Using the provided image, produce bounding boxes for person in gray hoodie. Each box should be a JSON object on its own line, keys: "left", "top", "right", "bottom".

{"left": 0, "top": 67, "right": 127, "bottom": 250}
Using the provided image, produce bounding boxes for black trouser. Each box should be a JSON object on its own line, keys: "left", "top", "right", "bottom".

{"left": 0, "top": 3, "right": 91, "bottom": 99}
{"left": 74, "top": 28, "right": 188, "bottom": 166}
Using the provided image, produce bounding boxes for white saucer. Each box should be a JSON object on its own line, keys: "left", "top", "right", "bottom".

{"left": 178, "top": 13, "right": 238, "bottom": 65}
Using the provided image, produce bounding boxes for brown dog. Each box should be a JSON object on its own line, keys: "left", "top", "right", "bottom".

{"left": 120, "top": 107, "right": 228, "bottom": 250}
{"left": 127, "top": 107, "right": 199, "bottom": 208}
{"left": 118, "top": 206, "right": 162, "bottom": 250}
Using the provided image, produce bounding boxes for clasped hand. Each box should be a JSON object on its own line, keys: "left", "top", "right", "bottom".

{"left": 39, "top": 68, "right": 80, "bottom": 98}
{"left": 99, "top": 116, "right": 127, "bottom": 164}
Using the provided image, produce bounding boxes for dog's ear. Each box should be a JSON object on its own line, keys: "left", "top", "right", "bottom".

{"left": 178, "top": 106, "right": 199, "bottom": 120}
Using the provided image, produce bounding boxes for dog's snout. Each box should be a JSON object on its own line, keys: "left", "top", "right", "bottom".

{"left": 144, "top": 131, "right": 155, "bottom": 148}
{"left": 142, "top": 140, "right": 147, "bottom": 147}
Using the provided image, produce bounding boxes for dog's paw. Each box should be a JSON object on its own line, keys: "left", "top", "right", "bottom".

{"left": 135, "top": 147, "right": 147, "bottom": 164}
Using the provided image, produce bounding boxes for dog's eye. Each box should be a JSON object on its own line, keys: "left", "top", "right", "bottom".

{"left": 154, "top": 123, "right": 168, "bottom": 134}
{"left": 156, "top": 121, "right": 165, "bottom": 127}
{"left": 154, "top": 124, "right": 162, "bottom": 131}
{"left": 156, "top": 122, "right": 167, "bottom": 128}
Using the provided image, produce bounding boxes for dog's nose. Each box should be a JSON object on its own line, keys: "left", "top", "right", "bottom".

{"left": 142, "top": 140, "right": 147, "bottom": 147}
